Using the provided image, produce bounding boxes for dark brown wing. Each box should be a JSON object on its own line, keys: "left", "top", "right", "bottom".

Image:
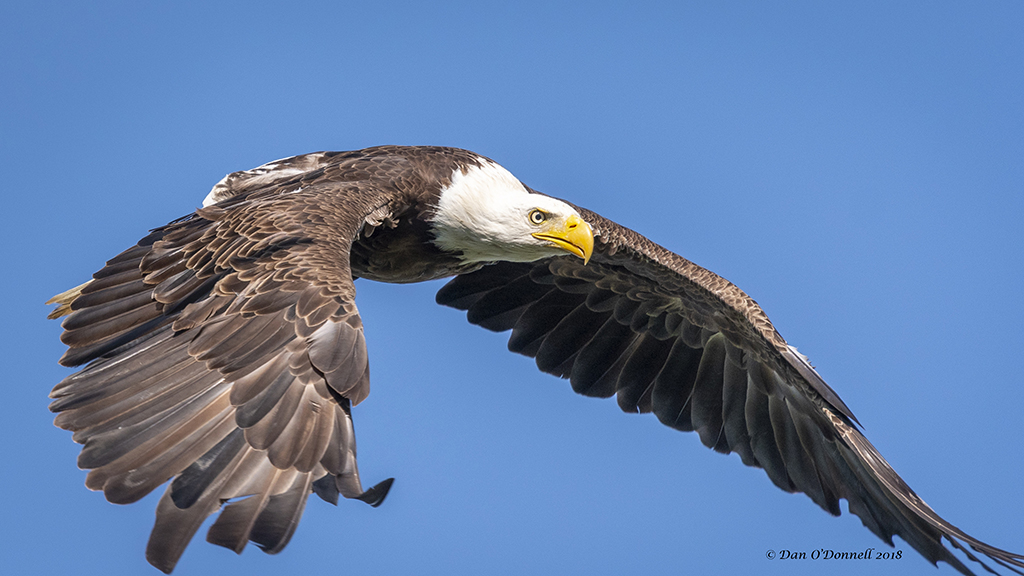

{"left": 436, "top": 207, "right": 1024, "bottom": 576}
{"left": 49, "top": 174, "right": 399, "bottom": 573}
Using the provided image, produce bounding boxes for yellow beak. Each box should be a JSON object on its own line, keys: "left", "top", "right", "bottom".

{"left": 531, "top": 214, "right": 594, "bottom": 264}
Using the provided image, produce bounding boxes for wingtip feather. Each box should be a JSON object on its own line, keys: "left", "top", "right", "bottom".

{"left": 46, "top": 280, "right": 92, "bottom": 319}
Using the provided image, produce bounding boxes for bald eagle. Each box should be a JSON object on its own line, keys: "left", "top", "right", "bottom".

{"left": 48, "top": 146, "right": 1022, "bottom": 574}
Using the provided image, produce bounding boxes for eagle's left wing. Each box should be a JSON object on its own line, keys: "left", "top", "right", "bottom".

{"left": 48, "top": 167, "right": 398, "bottom": 573}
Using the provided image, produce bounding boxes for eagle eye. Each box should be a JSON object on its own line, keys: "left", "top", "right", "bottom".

{"left": 528, "top": 209, "right": 547, "bottom": 225}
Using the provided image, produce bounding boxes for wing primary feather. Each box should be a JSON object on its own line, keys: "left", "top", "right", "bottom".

{"left": 743, "top": 372, "right": 796, "bottom": 492}
{"left": 61, "top": 302, "right": 163, "bottom": 348}
{"left": 62, "top": 360, "right": 210, "bottom": 443}
{"left": 204, "top": 464, "right": 298, "bottom": 554}
{"left": 206, "top": 494, "right": 271, "bottom": 554}
{"left": 147, "top": 447, "right": 248, "bottom": 575}
{"left": 721, "top": 358, "right": 755, "bottom": 464}
{"left": 248, "top": 473, "right": 314, "bottom": 554}
{"left": 49, "top": 328, "right": 184, "bottom": 407}
{"left": 71, "top": 278, "right": 150, "bottom": 311}
{"left": 61, "top": 290, "right": 155, "bottom": 331}
{"left": 59, "top": 315, "right": 173, "bottom": 367}
{"left": 689, "top": 333, "right": 728, "bottom": 449}
{"left": 535, "top": 302, "right": 607, "bottom": 375}
{"left": 170, "top": 428, "right": 248, "bottom": 509}
{"left": 82, "top": 377, "right": 230, "bottom": 493}
{"left": 650, "top": 339, "right": 703, "bottom": 432}
{"left": 102, "top": 406, "right": 236, "bottom": 505}
{"left": 567, "top": 318, "right": 635, "bottom": 396}
{"left": 615, "top": 334, "right": 673, "bottom": 414}
{"left": 507, "top": 290, "right": 583, "bottom": 356}
{"left": 466, "top": 275, "right": 555, "bottom": 332}
{"left": 93, "top": 253, "right": 145, "bottom": 278}
{"left": 767, "top": 392, "right": 830, "bottom": 508}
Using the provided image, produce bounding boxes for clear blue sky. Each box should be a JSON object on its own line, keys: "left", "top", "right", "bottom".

{"left": 3, "top": 2, "right": 1022, "bottom": 575}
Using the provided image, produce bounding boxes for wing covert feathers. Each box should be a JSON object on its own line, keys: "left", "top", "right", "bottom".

{"left": 436, "top": 210, "right": 1024, "bottom": 576}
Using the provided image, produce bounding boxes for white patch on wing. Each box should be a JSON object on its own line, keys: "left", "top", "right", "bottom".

{"left": 202, "top": 177, "right": 233, "bottom": 207}
{"left": 431, "top": 160, "right": 582, "bottom": 263}
{"left": 202, "top": 153, "right": 326, "bottom": 206}
{"left": 787, "top": 345, "right": 815, "bottom": 368}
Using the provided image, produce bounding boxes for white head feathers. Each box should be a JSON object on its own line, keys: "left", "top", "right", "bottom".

{"left": 431, "top": 160, "right": 585, "bottom": 264}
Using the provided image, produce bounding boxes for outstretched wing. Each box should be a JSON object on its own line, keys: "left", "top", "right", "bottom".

{"left": 436, "top": 206, "right": 1024, "bottom": 576}
{"left": 49, "top": 172, "right": 396, "bottom": 573}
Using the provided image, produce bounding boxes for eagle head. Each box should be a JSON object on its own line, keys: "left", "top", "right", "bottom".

{"left": 431, "top": 159, "right": 594, "bottom": 265}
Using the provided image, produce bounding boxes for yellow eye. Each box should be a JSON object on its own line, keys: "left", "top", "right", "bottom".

{"left": 529, "top": 209, "right": 547, "bottom": 225}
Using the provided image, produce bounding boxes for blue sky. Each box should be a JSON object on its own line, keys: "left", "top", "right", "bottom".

{"left": 3, "top": 2, "right": 1022, "bottom": 575}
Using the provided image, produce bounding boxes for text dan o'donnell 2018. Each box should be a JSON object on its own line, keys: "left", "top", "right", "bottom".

{"left": 765, "top": 548, "right": 903, "bottom": 561}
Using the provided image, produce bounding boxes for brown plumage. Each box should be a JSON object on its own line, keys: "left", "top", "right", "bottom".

{"left": 48, "top": 145, "right": 1022, "bottom": 574}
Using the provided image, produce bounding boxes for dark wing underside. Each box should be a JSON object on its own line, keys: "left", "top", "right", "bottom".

{"left": 48, "top": 161, "right": 407, "bottom": 572}
{"left": 436, "top": 208, "right": 1024, "bottom": 576}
